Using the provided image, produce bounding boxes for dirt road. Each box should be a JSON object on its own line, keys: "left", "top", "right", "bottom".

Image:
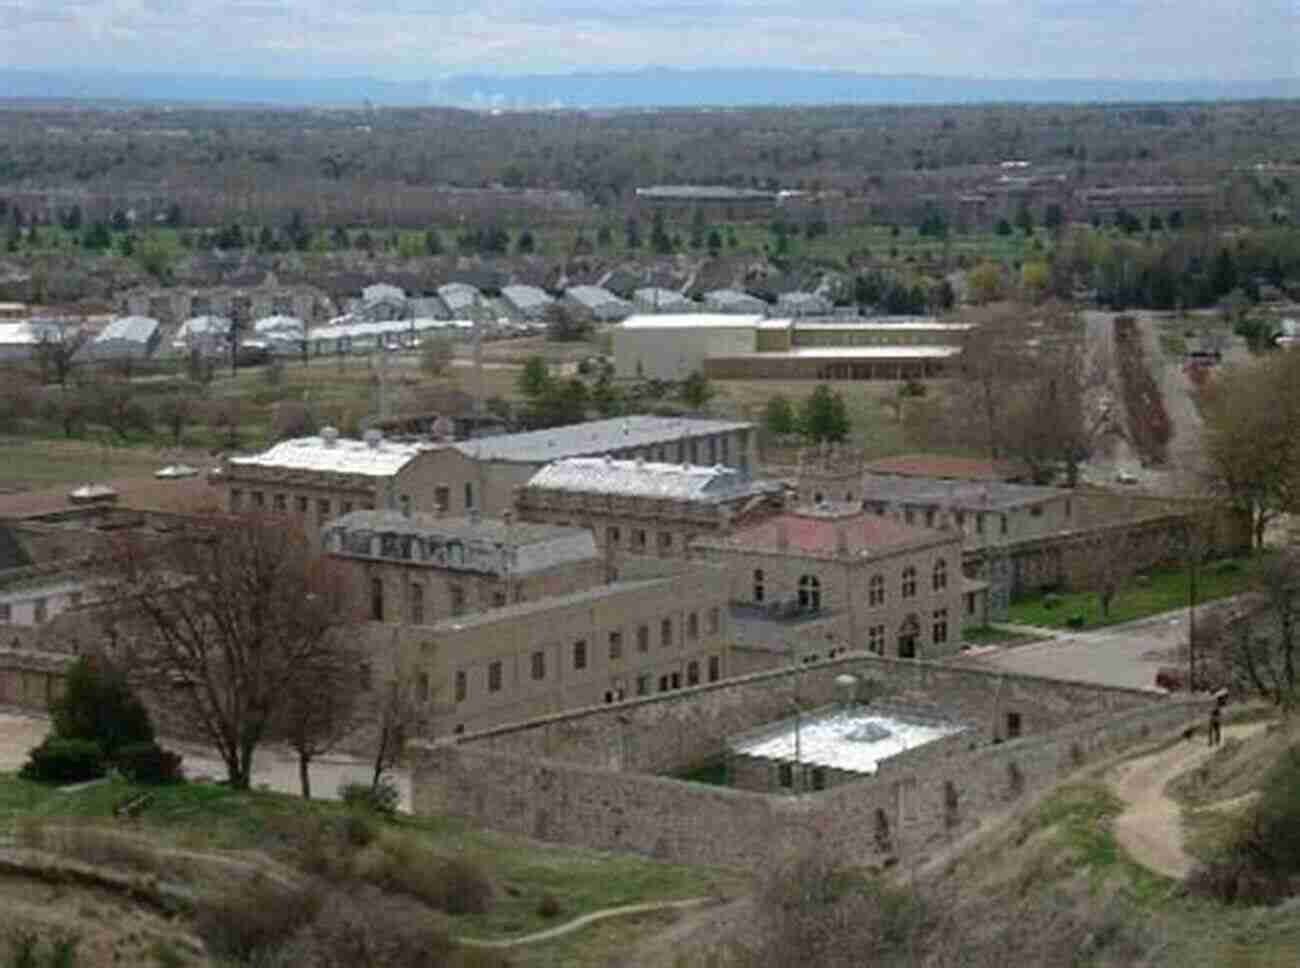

{"left": 1108, "top": 721, "right": 1267, "bottom": 879}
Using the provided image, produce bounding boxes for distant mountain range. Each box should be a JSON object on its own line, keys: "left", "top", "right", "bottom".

{"left": 2, "top": 67, "right": 1297, "bottom": 109}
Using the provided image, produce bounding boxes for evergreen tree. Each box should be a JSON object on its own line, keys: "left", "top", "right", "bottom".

{"left": 763, "top": 394, "right": 796, "bottom": 436}
{"left": 650, "top": 210, "right": 673, "bottom": 254}
{"left": 50, "top": 657, "right": 155, "bottom": 760}
{"left": 516, "top": 229, "right": 535, "bottom": 254}
{"left": 800, "top": 384, "right": 850, "bottom": 443}
{"left": 625, "top": 216, "right": 642, "bottom": 249}
{"left": 424, "top": 227, "right": 444, "bottom": 256}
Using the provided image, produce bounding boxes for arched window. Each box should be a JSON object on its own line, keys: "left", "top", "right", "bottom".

{"left": 798, "top": 575, "right": 821, "bottom": 611}
{"left": 753, "top": 569, "right": 765, "bottom": 604}
{"left": 901, "top": 566, "right": 917, "bottom": 599}
{"left": 898, "top": 614, "right": 920, "bottom": 658}
{"left": 868, "top": 574, "right": 885, "bottom": 607}
{"left": 932, "top": 558, "right": 948, "bottom": 591}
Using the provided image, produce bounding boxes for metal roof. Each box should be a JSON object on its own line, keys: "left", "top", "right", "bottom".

{"left": 454, "top": 416, "right": 753, "bottom": 465}
{"left": 703, "top": 290, "right": 768, "bottom": 313}
{"left": 228, "top": 433, "right": 428, "bottom": 477}
{"left": 174, "top": 316, "right": 231, "bottom": 339}
{"left": 501, "top": 285, "right": 554, "bottom": 312}
{"left": 363, "top": 283, "right": 406, "bottom": 303}
{"left": 95, "top": 316, "right": 158, "bottom": 343}
{"left": 526, "top": 457, "right": 775, "bottom": 502}
{"left": 719, "top": 347, "right": 961, "bottom": 360}
{"left": 437, "top": 283, "right": 482, "bottom": 312}
{"left": 324, "top": 510, "right": 597, "bottom": 577}
{"left": 620, "top": 313, "right": 763, "bottom": 330}
{"left": 731, "top": 705, "right": 966, "bottom": 775}
{"left": 861, "top": 474, "right": 1066, "bottom": 511}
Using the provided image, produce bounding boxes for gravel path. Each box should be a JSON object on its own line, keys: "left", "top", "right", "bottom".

{"left": 1108, "top": 721, "right": 1267, "bottom": 880}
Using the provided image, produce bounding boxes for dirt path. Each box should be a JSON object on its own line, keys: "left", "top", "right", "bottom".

{"left": 623, "top": 896, "right": 755, "bottom": 968}
{"left": 456, "top": 897, "right": 716, "bottom": 950}
{"left": 1109, "top": 722, "right": 1268, "bottom": 879}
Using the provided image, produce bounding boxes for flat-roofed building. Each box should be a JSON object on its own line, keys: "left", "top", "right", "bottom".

{"left": 515, "top": 456, "right": 784, "bottom": 558}
{"left": 379, "top": 555, "right": 733, "bottom": 736}
{"left": 613, "top": 314, "right": 766, "bottom": 380}
{"left": 633, "top": 185, "right": 777, "bottom": 221}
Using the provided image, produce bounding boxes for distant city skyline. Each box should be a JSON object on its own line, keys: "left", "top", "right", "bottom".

{"left": 0, "top": 0, "right": 1294, "bottom": 83}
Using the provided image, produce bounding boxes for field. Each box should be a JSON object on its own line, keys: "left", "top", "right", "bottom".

{"left": 1006, "top": 555, "right": 1263, "bottom": 631}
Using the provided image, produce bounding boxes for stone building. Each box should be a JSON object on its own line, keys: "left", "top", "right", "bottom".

{"left": 223, "top": 418, "right": 759, "bottom": 523}
{"left": 514, "top": 457, "right": 784, "bottom": 559}
{"left": 378, "top": 555, "right": 733, "bottom": 737}
{"left": 322, "top": 510, "right": 606, "bottom": 623}
{"left": 693, "top": 504, "right": 980, "bottom": 670}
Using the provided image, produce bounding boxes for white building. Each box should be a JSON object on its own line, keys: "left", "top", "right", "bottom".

{"left": 613, "top": 314, "right": 766, "bottom": 380}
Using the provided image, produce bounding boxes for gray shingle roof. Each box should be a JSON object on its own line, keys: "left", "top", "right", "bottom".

{"left": 454, "top": 416, "right": 753, "bottom": 465}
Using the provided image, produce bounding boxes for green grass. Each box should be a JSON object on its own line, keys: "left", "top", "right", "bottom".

{"left": 0, "top": 773, "right": 744, "bottom": 944}
{"left": 1005, "top": 556, "right": 1263, "bottom": 631}
{"left": 960, "top": 624, "right": 1044, "bottom": 646}
{"left": 0, "top": 435, "right": 186, "bottom": 489}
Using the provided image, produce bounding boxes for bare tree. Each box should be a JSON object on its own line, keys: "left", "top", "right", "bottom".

{"left": 102, "top": 516, "right": 356, "bottom": 789}
{"left": 1227, "top": 551, "right": 1300, "bottom": 709}
{"left": 277, "top": 633, "right": 363, "bottom": 799}
{"left": 156, "top": 389, "right": 199, "bottom": 446}
{"left": 370, "top": 672, "right": 420, "bottom": 792}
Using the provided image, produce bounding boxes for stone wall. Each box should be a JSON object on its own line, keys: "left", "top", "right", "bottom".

{"left": 410, "top": 682, "right": 1208, "bottom": 871}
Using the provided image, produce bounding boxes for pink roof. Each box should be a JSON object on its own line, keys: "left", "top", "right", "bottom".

{"left": 720, "top": 510, "right": 944, "bottom": 556}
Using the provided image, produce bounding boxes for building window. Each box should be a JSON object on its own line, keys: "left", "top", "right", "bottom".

{"left": 933, "top": 558, "right": 948, "bottom": 591}
{"left": 904, "top": 507, "right": 914, "bottom": 525}
{"left": 753, "top": 569, "right": 765, "bottom": 604}
{"left": 966, "top": 592, "right": 977, "bottom": 616}
{"left": 898, "top": 614, "right": 920, "bottom": 658}
{"left": 707, "top": 606, "right": 720, "bottom": 634}
{"left": 687, "top": 612, "right": 699, "bottom": 640}
{"left": 32, "top": 598, "right": 47, "bottom": 624}
{"left": 417, "top": 673, "right": 430, "bottom": 703}
{"left": 252, "top": 491, "right": 265, "bottom": 509}
{"left": 464, "top": 482, "right": 475, "bottom": 510}
{"left": 634, "top": 529, "right": 647, "bottom": 551}
{"left": 658, "top": 531, "right": 673, "bottom": 553}
{"left": 1065, "top": 499, "right": 1072, "bottom": 519}
{"left": 230, "top": 489, "right": 243, "bottom": 511}
{"left": 370, "top": 578, "right": 384, "bottom": 622}
{"left": 273, "top": 493, "right": 287, "bottom": 512}
{"left": 868, "top": 574, "right": 885, "bottom": 607}
{"left": 955, "top": 510, "right": 965, "bottom": 529}
{"left": 492, "top": 590, "right": 506, "bottom": 607}
{"left": 637, "top": 624, "right": 650, "bottom": 652}
{"left": 661, "top": 617, "right": 673, "bottom": 647}
{"left": 868, "top": 624, "right": 885, "bottom": 654}
{"left": 359, "top": 662, "right": 372, "bottom": 691}
{"left": 1000, "top": 513, "right": 1008, "bottom": 535}
{"left": 658, "top": 675, "right": 669, "bottom": 693}
{"left": 1006, "top": 712, "right": 1022, "bottom": 739}
{"left": 925, "top": 507, "right": 935, "bottom": 528}
{"left": 488, "top": 661, "right": 502, "bottom": 693}
{"left": 636, "top": 675, "right": 649, "bottom": 696}
{"left": 435, "top": 486, "right": 450, "bottom": 512}
{"left": 290, "top": 495, "right": 305, "bottom": 514}
{"left": 573, "top": 640, "right": 588, "bottom": 670}
{"left": 449, "top": 585, "right": 465, "bottom": 616}
{"left": 409, "top": 583, "right": 424, "bottom": 624}
{"left": 901, "top": 567, "right": 917, "bottom": 599}
{"left": 798, "top": 575, "right": 821, "bottom": 611}
{"left": 708, "top": 656, "right": 721, "bottom": 682}
{"left": 454, "top": 669, "right": 467, "bottom": 703}
{"left": 811, "top": 767, "right": 827, "bottom": 791}
{"left": 778, "top": 762, "right": 794, "bottom": 788}
{"left": 1030, "top": 505, "right": 1043, "bottom": 518}
{"left": 670, "top": 672, "right": 681, "bottom": 689}
{"left": 607, "top": 526, "right": 621, "bottom": 547}
{"left": 317, "top": 498, "right": 330, "bottom": 520}
{"left": 687, "top": 661, "right": 700, "bottom": 686}
{"left": 975, "top": 514, "right": 985, "bottom": 535}
{"left": 531, "top": 651, "right": 546, "bottom": 681}
{"left": 342, "top": 501, "right": 353, "bottom": 514}
{"left": 608, "top": 630, "right": 623, "bottom": 660}
{"left": 933, "top": 608, "right": 949, "bottom": 644}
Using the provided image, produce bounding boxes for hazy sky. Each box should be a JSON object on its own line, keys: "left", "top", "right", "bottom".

{"left": 1, "top": 0, "right": 1294, "bottom": 80}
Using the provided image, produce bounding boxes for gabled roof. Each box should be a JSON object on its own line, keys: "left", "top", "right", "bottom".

{"left": 526, "top": 457, "right": 775, "bottom": 502}
{"left": 95, "top": 316, "right": 158, "bottom": 343}
{"left": 454, "top": 416, "right": 753, "bottom": 464}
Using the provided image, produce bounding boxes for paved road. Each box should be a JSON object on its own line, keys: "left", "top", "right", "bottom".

{"left": 975, "top": 603, "right": 1224, "bottom": 692}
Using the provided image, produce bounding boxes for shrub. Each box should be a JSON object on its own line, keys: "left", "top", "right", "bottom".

{"left": 357, "top": 837, "right": 494, "bottom": 916}
{"left": 1065, "top": 613, "right": 1087, "bottom": 629}
{"left": 20, "top": 738, "right": 104, "bottom": 784}
{"left": 340, "top": 779, "right": 400, "bottom": 816}
{"left": 50, "top": 657, "right": 154, "bottom": 761}
{"left": 1042, "top": 593, "right": 1062, "bottom": 610}
{"left": 537, "top": 892, "right": 562, "bottom": 919}
{"left": 272, "top": 888, "right": 459, "bottom": 968}
{"left": 194, "top": 875, "right": 324, "bottom": 962}
{"left": 1213, "top": 559, "right": 1242, "bottom": 576}
{"left": 114, "top": 742, "right": 183, "bottom": 785}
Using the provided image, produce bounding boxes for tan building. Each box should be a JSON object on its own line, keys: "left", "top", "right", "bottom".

{"left": 322, "top": 510, "right": 606, "bottom": 623}
{"left": 693, "top": 504, "right": 978, "bottom": 668}
{"left": 223, "top": 417, "right": 758, "bottom": 523}
{"left": 349, "top": 557, "right": 732, "bottom": 737}
{"left": 515, "top": 457, "right": 784, "bottom": 559}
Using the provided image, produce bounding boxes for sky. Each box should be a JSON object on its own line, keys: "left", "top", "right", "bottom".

{"left": 0, "top": 0, "right": 1295, "bottom": 81}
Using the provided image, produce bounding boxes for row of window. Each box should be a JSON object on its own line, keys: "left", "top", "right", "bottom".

{"left": 452, "top": 652, "right": 724, "bottom": 704}
{"left": 752, "top": 559, "right": 949, "bottom": 610}
{"left": 230, "top": 489, "right": 375, "bottom": 519}
{"left": 604, "top": 526, "right": 678, "bottom": 553}
{"left": 370, "top": 577, "right": 509, "bottom": 623}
